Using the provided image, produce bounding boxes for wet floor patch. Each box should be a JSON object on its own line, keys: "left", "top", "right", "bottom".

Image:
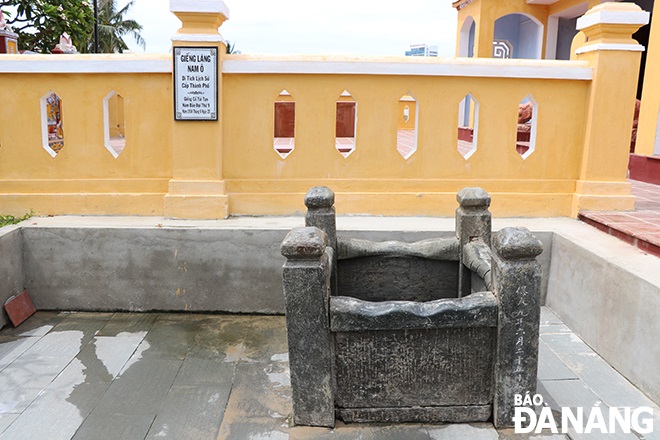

{"left": 0, "top": 310, "right": 657, "bottom": 439}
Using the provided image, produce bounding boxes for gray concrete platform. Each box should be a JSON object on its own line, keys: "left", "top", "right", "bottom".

{"left": 0, "top": 308, "right": 657, "bottom": 439}
{"left": 4, "top": 213, "right": 656, "bottom": 406}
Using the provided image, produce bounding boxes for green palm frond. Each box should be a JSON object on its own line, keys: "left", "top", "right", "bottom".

{"left": 91, "top": 0, "right": 145, "bottom": 53}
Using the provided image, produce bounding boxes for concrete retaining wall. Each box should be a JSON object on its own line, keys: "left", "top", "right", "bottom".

{"left": 0, "top": 226, "right": 25, "bottom": 328}
{"left": 546, "top": 231, "right": 660, "bottom": 404}
{"left": 4, "top": 223, "right": 552, "bottom": 317}
{"left": 22, "top": 227, "right": 289, "bottom": 314}
{"left": 20, "top": 227, "right": 451, "bottom": 315}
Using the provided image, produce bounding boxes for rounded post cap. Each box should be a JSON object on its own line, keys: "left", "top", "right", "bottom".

{"left": 281, "top": 227, "right": 328, "bottom": 259}
{"left": 492, "top": 227, "right": 543, "bottom": 260}
{"left": 305, "top": 186, "right": 335, "bottom": 209}
{"left": 457, "top": 187, "right": 491, "bottom": 208}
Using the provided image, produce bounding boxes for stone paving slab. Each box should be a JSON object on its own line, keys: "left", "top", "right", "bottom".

{"left": 537, "top": 341, "right": 579, "bottom": 381}
{"left": 95, "top": 313, "right": 158, "bottom": 337}
{"left": 0, "top": 336, "right": 40, "bottom": 372}
{"left": 71, "top": 412, "right": 156, "bottom": 440}
{"left": 540, "top": 332, "right": 595, "bottom": 356}
{"left": 90, "top": 357, "right": 183, "bottom": 416}
{"left": 0, "top": 372, "right": 110, "bottom": 440}
{"left": 173, "top": 356, "right": 235, "bottom": 387}
{"left": 538, "top": 379, "right": 602, "bottom": 410}
{"left": 0, "top": 311, "right": 64, "bottom": 337}
{"left": 0, "top": 310, "right": 657, "bottom": 439}
{"left": 0, "top": 415, "right": 17, "bottom": 435}
{"left": 145, "top": 385, "right": 232, "bottom": 440}
{"left": 0, "top": 353, "right": 76, "bottom": 414}
{"left": 558, "top": 351, "right": 658, "bottom": 409}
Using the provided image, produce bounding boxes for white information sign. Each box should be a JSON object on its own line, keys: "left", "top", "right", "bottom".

{"left": 174, "top": 47, "right": 218, "bottom": 121}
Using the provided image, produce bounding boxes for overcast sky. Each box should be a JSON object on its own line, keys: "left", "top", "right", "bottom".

{"left": 117, "top": 0, "right": 458, "bottom": 56}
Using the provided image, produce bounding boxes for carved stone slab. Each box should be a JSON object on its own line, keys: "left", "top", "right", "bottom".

{"left": 329, "top": 292, "right": 498, "bottom": 332}
{"left": 335, "top": 327, "right": 495, "bottom": 410}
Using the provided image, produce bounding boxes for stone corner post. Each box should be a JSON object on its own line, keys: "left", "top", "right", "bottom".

{"left": 491, "top": 227, "right": 543, "bottom": 428}
{"left": 281, "top": 226, "right": 335, "bottom": 427}
{"left": 455, "top": 187, "right": 492, "bottom": 297}
{"left": 572, "top": 2, "right": 649, "bottom": 215}
{"left": 164, "top": 0, "right": 230, "bottom": 219}
{"left": 304, "top": 186, "right": 337, "bottom": 252}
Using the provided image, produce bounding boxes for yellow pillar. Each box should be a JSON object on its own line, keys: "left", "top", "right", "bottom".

{"left": 164, "top": 0, "right": 229, "bottom": 219}
{"left": 454, "top": 0, "right": 494, "bottom": 58}
{"left": 572, "top": 2, "right": 649, "bottom": 215}
{"left": 473, "top": 3, "right": 495, "bottom": 59}
{"left": 636, "top": 1, "right": 660, "bottom": 156}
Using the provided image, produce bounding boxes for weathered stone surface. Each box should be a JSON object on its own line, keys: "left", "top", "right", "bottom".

{"left": 329, "top": 292, "right": 497, "bottom": 332}
{"left": 336, "top": 233, "right": 459, "bottom": 304}
{"left": 282, "top": 227, "right": 335, "bottom": 427}
{"left": 462, "top": 241, "right": 493, "bottom": 291}
{"left": 492, "top": 227, "right": 543, "bottom": 428}
{"left": 337, "top": 256, "right": 458, "bottom": 302}
{"left": 305, "top": 186, "right": 337, "bottom": 252}
{"left": 338, "top": 237, "right": 459, "bottom": 261}
{"left": 281, "top": 227, "right": 328, "bottom": 260}
{"left": 337, "top": 405, "right": 492, "bottom": 424}
{"left": 334, "top": 327, "right": 495, "bottom": 409}
{"left": 283, "top": 186, "right": 548, "bottom": 428}
{"left": 456, "top": 187, "right": 492, "bottom": 297}
{"left": 456, "top": 187, "right": 491, "bottom": 209}
{"left": 304, "top": 186, "right": 335, "bottom": 209}
{"left": 492, "top": 227, "right": 543, "bottom": 260}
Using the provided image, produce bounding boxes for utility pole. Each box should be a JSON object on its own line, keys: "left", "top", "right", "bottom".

{"left": 93, "top": 0, "right": 99, "bottom": 53}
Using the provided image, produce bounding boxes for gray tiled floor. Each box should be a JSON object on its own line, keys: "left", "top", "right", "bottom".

{"left": 0, "top": 308, "right": 657, "bottom": 439}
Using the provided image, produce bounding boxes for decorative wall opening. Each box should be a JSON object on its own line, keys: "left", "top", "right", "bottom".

{"left": 457, "top": 93, "right": 479, "bottom": 159}
{"left": 40, "top": 91, "right": 64, "bottom": 157}
{"left": 397, "top": 93, "right": 418, "bottom": 159}
{"left": 103, "top": 91, "right": 126, "bottom": 158}
{"left": 517, "top": 95, "right": 538, "bottom": 159}
{"left": 494, "top": 13, "right": 543, "bottom": 60}
{"left": 274, "top": 90, "right": 295, "bottom": 159}
{"left": 336, "top": 90, "right": 357, "bottom": 157}
{"left": 459, "top": 16, "right": 476, "bottom": 58}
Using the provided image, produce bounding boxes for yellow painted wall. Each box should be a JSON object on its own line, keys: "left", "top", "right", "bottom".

{"left": 636, "top": 0, "right": 660, "bottom": 156}
{"left": 455, "top": 2, "right": 480, "bottom": 57}
{"left": 548, "top": 0, "right": 588, "bottom": 17}
{"left": 0, "top": 1, "right": 645, "bottom": 219}
{"left": 0, "top": 57, "right": 172, "bottom": 215}
{"left": 221, "top": 67, "right": 589, "bottom": 216}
